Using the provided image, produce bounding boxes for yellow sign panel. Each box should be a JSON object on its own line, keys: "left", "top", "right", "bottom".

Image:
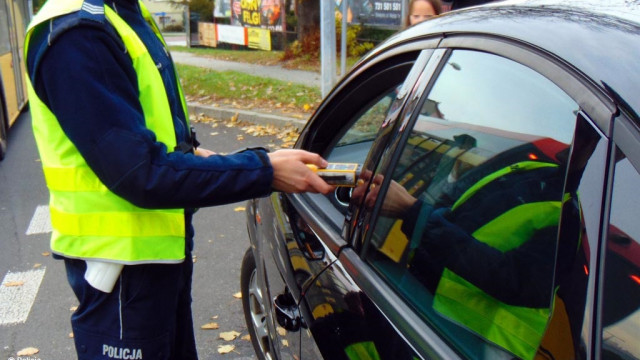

{"left": 247, "top": 27, "right": 271, "bottom": 51}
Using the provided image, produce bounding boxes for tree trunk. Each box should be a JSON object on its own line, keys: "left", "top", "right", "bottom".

{"left": 296, "top": 0, "right": 320, "bottom": 41}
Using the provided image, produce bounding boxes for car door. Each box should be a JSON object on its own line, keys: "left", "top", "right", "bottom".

{"left": 343, "top": 39, "right": 615, "bottom": 359}
{"left": 262, "top": 43, "right": 440, "bottom": 360}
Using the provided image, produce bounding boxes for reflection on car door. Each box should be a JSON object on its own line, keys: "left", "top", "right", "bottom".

{"left": 257, "top": 193, "right": 304, "bottom": 359}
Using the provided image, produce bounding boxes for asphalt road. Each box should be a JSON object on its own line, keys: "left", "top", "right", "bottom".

{"left": 0, "top": 110, "right": 286, "bottom": 359}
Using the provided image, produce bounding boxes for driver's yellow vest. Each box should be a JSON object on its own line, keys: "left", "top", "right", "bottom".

{"left": 434, "top": 161, "right": 562, "bottom": 360}
{"left": 25, "top": 0, "right": 189, "bottom": 264}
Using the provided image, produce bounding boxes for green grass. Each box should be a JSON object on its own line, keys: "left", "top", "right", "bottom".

{"left": 170, "top": 46, "right": 285, "bottom": 66}
{"left": 169, "top": 45, "right": 361, "bottom": 73}
{"left": 176, "top": 64, "right": 322, "bottom": 109}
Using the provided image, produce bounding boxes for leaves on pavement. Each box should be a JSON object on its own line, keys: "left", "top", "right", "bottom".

{"left": 219, "top": 330, "right": 241, "bottom": 341}
{"left": 17, "top": 347, "right": 39, "bottom": 356}
{"left": 217, "top": 344, "right": 235, "bottom": 354}
{"left": 201, "top": 322, "right": 220, "bottom": 330}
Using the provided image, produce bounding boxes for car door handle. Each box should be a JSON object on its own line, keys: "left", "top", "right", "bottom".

{"left": 274, "top": 292, "right": 302, "bottom": 332}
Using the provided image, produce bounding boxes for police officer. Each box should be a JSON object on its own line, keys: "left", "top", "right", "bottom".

{"left": 24, "top": 0, "right": 333, "bottom": 358}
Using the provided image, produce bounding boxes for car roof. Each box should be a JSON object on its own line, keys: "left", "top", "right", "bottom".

{"left": 372, "top": 0, "right": 640, "bottom": 119}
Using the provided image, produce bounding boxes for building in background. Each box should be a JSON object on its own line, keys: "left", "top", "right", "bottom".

{"left": 142, "top": 0, "right": 187, "bottom": 31}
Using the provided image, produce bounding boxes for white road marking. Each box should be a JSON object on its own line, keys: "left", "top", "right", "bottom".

{"left": 0, "top": 268, "right": 46, "bottom": 325}
{"left": 25, "top": 205, "right": 51, "bottom": 235}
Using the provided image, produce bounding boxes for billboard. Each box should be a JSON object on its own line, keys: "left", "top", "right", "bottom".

{"left": 230, "top": 0, "right": 285, "bottom": 32}
{"left": 343, "top": 0, "right": 404, "bottom": 27}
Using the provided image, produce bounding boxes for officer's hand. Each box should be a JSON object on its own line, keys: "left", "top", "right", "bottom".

{"left": 195, "top": 147, "right": 216, "bottom": 157}
{"left": 268, "top": 149, "right": 335, "bottom": 194}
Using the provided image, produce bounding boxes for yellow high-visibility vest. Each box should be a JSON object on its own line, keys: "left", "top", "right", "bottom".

{"left": 434, "top": 161, "right": 561, "bottom": 360}
{"left": 25, "top": 0, "right": 189, "bottom": 264}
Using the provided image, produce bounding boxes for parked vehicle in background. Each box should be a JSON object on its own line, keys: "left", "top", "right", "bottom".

{"left": 0, "top": 0, "right": 29, "bottom": 160}
{"left": 241, "top": 1, "right": 640, "bottom": 359}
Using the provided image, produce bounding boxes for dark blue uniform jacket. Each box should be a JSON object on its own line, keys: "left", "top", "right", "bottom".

{"left": 26, "top": 0, "right": 273, "bottom": 247}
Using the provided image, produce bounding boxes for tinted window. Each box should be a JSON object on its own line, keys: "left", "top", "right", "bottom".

{"left": 327, "top": 90, "right": 395, "bottom": 165}
{"left": 361, "top": 50, "right": 579, "bottom": 359}
{"left": 602, "top": 148, "right": 640, "bottom": 360}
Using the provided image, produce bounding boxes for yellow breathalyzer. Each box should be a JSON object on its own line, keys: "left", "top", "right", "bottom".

{"left": 306, "top": 163, "right": 360, "bottom": 187}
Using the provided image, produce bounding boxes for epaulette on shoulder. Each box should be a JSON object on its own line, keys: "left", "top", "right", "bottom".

{"left": 46, "top": 3, "right": 109, "bottom": 46}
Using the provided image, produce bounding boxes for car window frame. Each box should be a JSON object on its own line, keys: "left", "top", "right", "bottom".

{"left": 598, "top": 112, "right": 640, "bottom": 358}
{"left": 286, "top": 44, "right": 442, "bottom": 258}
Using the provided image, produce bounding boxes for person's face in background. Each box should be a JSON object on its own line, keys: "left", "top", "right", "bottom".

{"left": 409, "top": 0, "right": 437, "bottom": 25}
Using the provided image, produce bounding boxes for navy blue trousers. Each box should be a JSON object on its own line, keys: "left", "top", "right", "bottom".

{"left": 63, "top": 256, "right": 197, "bottom": 359}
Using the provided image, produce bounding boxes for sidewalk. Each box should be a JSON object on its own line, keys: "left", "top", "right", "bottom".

{"left": 171, "top": 50, "right": 321, "bottom": 129}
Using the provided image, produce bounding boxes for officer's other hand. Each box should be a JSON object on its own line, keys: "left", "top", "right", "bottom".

{"left": 268, "top": 149, "right": 335, "bottom": 194}
{"left": 425, "top": 207, "right": 467, "bottom": 240}
{"left": 352, "top": 170, "right": 417, "bottom": 217}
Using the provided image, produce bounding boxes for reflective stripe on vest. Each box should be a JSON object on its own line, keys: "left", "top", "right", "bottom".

{"left": 25, "top": 0, "right": 188, "bottom": 264}
{"left": 344, "top": 341, "right": 381, "bottom": 360}
{"left": 434, "top": 161, "right": 561, "bottom": 360}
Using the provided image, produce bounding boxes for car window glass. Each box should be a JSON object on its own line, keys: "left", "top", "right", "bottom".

{"left": 602, "top": 149, "right": 640, "bottom": 360}
{"left": 361, "top": 49, "right": 580, "bottom": 360}
{"left": 326, "top": 90, "right": 396, "bottom": 164}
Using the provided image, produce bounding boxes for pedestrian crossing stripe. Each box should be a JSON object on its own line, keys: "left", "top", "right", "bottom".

{"left": 26, "top": 205, "right": 51, "bottom": 235}
{"left": 0, "top": 268, "right": 46, "bottom": 325}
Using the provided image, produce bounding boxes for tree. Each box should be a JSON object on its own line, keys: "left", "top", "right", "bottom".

{"left": 295, "top": 0, "right": 320, "bottom": 41}
{"left": 172, "top": 0, "right": 213, "bottom": 22}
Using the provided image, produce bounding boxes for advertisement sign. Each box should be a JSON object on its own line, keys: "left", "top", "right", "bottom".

{"left": 247, "top": 27, "right": 271, "bottom": 51}
{"left": 198, "top": 22, "right": 217, "bottom": 47}
{"left": 230, "top": 0, "right": 284, "bottom": 32}
{"left": 214, "top": 0, "right": 232, "bottom": 17}
{"left": 217, "top": 24, "right": 248, "bottom": 46}
{"left": 340, "top": 0, "right": 403, "bottom": 27}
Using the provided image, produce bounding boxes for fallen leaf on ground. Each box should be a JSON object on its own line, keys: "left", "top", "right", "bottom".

{"left": 276, "top": 327, "right": 287, "bottom": 336}
{"left": 232, "top": 292, "right": 242, "bottom": 299}
{"left": 201, "top": 322, "right": 219, "bottom": 330}
{"left": 234, "top": 207, "right": 245, "bottom": 212}
{"left": 3, "top": 281, "right": 24, "bottom": 287}
{"left": 33, "top": 263, "right": 42, "bottom": 268}
{"left": 17, "top": 347, "right": 39, "bottom": 356}
{"left": 41, "top": 252, "right": 51, "bottom": 256}
{"left": 70, "top": 305, "right": 78, "bottom": 311}
{"left": 241, "top": 334, "right": 251, "bottom": 341}
{"left": 219, "top": 330, "right": 241, "bottom": 341}
{"left": 69, "top": 332, "right": 74, "bottom": 338}
{"left": 217, "top": 344, "right": 235, "bottom": 354}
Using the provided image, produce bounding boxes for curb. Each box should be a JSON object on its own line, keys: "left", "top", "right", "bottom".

{"left": 187, "top": 103, "right": 309, "bottom": 129}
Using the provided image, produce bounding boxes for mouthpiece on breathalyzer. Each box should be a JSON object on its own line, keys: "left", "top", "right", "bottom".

{"left": 307, "top": 163, "right": 361, "bottom": 187}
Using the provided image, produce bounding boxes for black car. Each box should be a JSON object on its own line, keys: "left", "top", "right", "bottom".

{"left": 241, "top": 1, "right": 640, "bottom": 359}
